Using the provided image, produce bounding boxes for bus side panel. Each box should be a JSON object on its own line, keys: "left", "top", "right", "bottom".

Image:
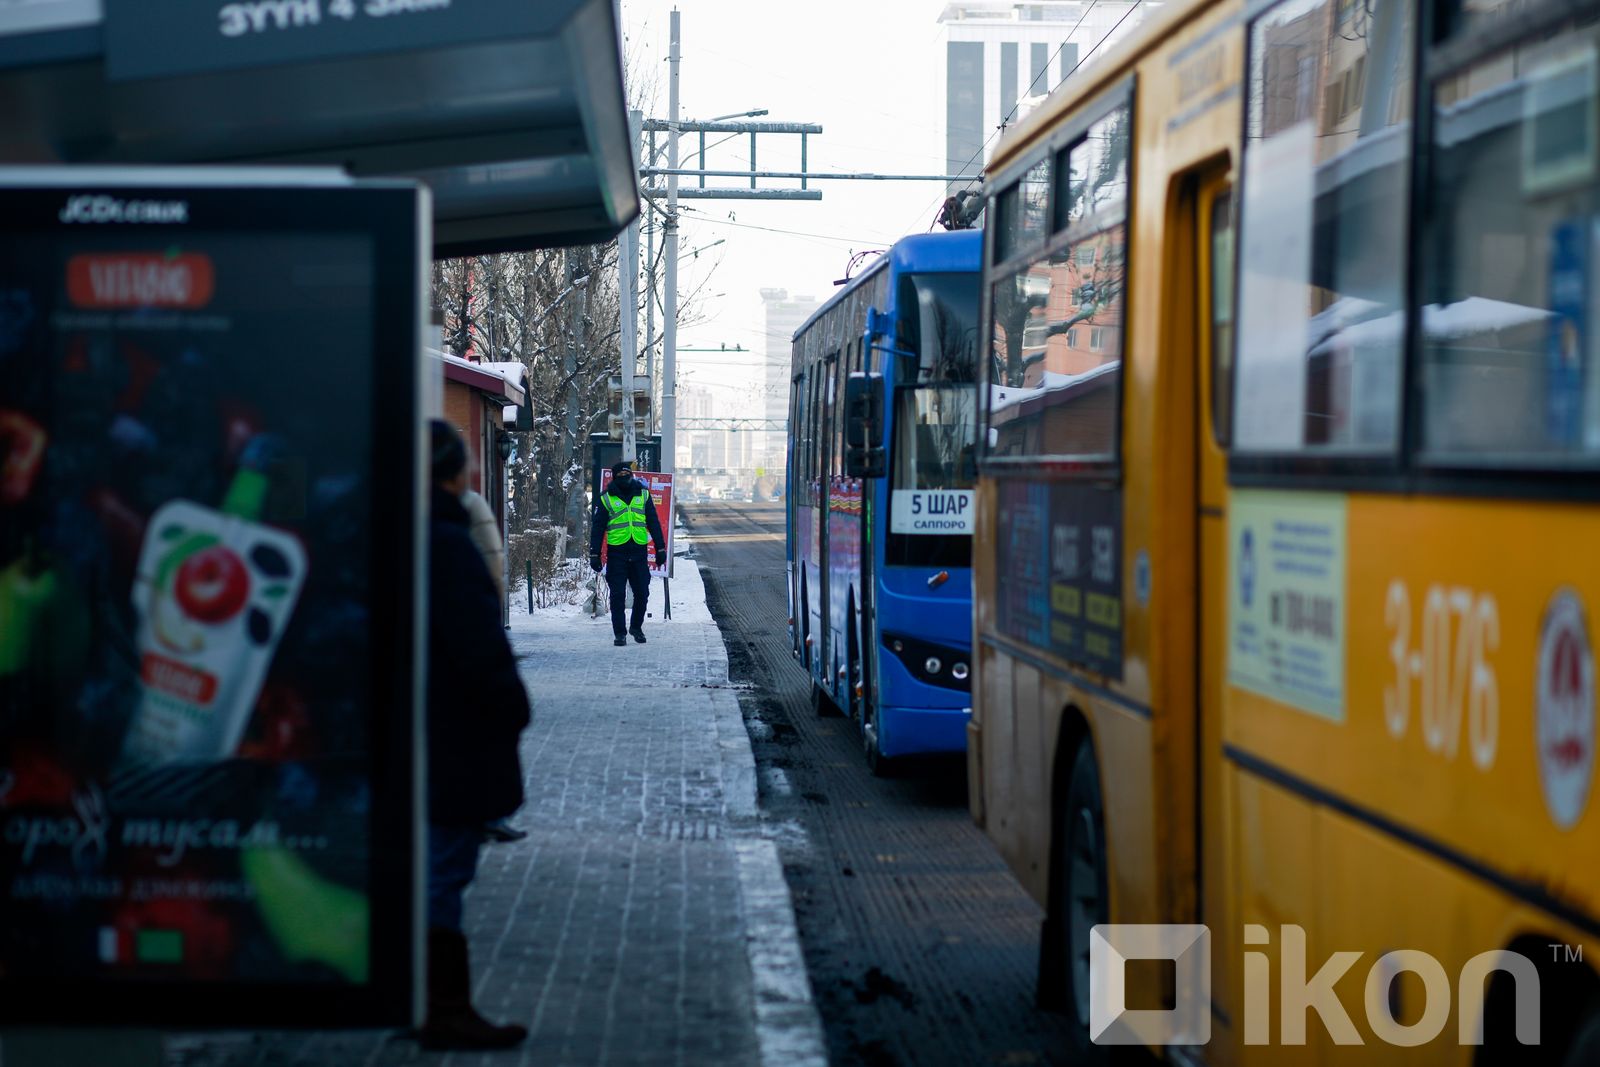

{"left": 1227, "top": 494, "right": 1600, "bottom": 924}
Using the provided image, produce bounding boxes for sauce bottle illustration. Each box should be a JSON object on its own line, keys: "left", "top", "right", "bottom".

{"left": 120, "top": 449, "right": 306, "bottom": 769}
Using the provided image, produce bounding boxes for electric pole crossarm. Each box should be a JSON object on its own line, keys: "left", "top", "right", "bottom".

{"left": 645, "top": 188, "right": 822, "bottom": 201}
{"left": 643, "top": 169, "right": 975, "bottom": 182}
{"left": 642, "top": 120, "right": 823, "bottom": 135}
{"left": 677, "top": 417, "right": 788, "bottom": 431}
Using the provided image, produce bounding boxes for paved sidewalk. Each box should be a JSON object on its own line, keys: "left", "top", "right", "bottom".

{"left": 169, "top": 553, "right": 824, "bottom": 1067}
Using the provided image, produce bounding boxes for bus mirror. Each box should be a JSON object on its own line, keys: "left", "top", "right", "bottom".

{"left": 844, "top": 372, "right": 885, "bottom": 478}
{"left": 846, "top": 445, "right": 886, "bottom": 479}
{"left": 845, "top": 372, "right": 883, "bottom": 448}
{"left": 866, "top": 307, "right": 894, "bottom": 339}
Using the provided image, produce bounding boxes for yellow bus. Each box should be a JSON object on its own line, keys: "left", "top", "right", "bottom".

{"left": 967, "top": 0, "right": 1600, "bottom": 1061}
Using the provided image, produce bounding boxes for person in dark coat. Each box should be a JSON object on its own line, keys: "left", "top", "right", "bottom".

{"left": 421, "top": 420, "right": 531, "bottom": 1050}
{"left": 589, "top": 460, "right": 667, "bottom": 646}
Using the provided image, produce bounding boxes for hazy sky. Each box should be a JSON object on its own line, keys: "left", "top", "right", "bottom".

{"left": 619, "top": 0, "right": 959, "bottom": 416}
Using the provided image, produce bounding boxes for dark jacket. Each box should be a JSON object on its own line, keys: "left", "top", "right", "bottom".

{"left": 588, "top": 480, "right": 667, "bottom": 558}
{"left": 428, "top": 487, "right": 530, "bottom": 825}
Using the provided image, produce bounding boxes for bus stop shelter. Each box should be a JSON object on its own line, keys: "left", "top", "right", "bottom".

{"left": 0, "top": 0, "right": 639, "bottom": 254}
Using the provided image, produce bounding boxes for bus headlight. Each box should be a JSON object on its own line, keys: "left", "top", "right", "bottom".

{"left": 951, "top": 662, "right": 969, "bottom": 682}
{"left": 925, "top": 657, "right": 942, "bottom": 675}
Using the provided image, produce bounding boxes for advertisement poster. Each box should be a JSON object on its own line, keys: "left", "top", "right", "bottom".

{"left": 995, "top": 480, "right": 1123, "bottom": 677}
{"left": 1228, "top": 490, "right": 1347, "bottom": 721}
{"left": 996, "top": 480, "right": 1050, "bottom": 649}
{"left": 0, "top": 175, "right": 424, "bottom": 1025}
{"left": 599, "top": 469, "right": 674, "bottom": 578}
{"left": 1046, "top": 483, "right": 1123, "bottom": 678}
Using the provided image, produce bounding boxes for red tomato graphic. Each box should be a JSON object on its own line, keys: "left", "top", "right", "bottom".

{"left": 174, "top": 546, "right": 250, "bottom": 624}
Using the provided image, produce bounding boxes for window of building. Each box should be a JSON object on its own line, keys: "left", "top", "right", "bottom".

{"left": 1419, "top": 26, "right": 1600, "bottom": 463}
{"left": 1076, "top": 246, "right": 1095, "bottom": 267}
{"left": 1232, "top": 0, "right": 1413, "bottom": 455}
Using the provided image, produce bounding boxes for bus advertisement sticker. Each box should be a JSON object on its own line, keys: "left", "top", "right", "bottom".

{"left": 1536, "top": 589, "right": 1595, "bottom": 830}
{"left": 1046, "top": 483, "right": 1122, "bottom": 679}
{"left": 996, "top": 481, "right": 1051, "bottom": 649}
{"left": 1227, "top": 491, "right": 1347, "bottom": 721}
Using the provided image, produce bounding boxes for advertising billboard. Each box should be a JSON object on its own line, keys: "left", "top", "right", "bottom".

{"left": 599, "top": 469, "right": 675, "bottom": 578}
{"left": 0, "top": 171, "right": 427, "bottom": 1026}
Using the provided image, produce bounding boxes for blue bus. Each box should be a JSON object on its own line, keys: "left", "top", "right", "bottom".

{"left": 786, "top": 230, "right": 981, "bottom": 773}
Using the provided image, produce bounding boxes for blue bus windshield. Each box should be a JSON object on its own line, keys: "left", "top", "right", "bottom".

{"left": 888, "top": 272, "right": 979, "bottom": 569}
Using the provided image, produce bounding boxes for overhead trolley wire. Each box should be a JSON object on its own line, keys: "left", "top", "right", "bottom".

{"left": 907, "top": 0, "right": 1144, "bottom": 235}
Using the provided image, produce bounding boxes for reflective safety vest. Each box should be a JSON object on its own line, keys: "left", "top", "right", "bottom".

{"left": 602, "top": 489, "right": 651, "bottom": 546}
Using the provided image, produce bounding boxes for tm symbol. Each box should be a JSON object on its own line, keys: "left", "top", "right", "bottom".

{"left": 1549, "top": 943, "right": 1586, "bottom": 964}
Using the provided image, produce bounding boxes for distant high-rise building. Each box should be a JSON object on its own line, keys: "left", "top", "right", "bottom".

{"left": 760, "top": 288, "right": 821, "bottom": 476}
{"left": 939, "top": 1, "right": 1150, "bottom": 196}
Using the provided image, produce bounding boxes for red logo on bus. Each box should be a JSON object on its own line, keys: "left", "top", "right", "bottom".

{"left": 1536, "top": 590, "right": 1595, "bottom": 829}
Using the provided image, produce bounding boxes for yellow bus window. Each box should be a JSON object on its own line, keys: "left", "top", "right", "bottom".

{"left": 1211, "top": 192, "right": 1236, "bottom": 446}
{"left": 1233, "top": 0, "right": 1414, "bottom": 454}
{"left": 1061, "top": 108, "right": 1130, "bottom": 228}
{"left": 987, "top": 228, "right": 1126, "bottom": 460}
{"left": 1421, "top": 25, "right": 1600, "bottom": 461}
{"left": 995, "top": 158, "right": 1052, "bottom": 265}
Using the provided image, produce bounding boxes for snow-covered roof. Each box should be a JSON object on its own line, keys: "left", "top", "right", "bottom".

{"left": 1306, "top": 297, "right": 1553, "bottom": 359}
{"left": 989, "top": 360, "right": 1119, "bottom": 417}
{"left": 427, "top": 347, "right": 527, "bottom": 405}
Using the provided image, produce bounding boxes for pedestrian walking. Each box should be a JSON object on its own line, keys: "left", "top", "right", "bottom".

{"left": 421, "top": 419, "right": 531, "bottom": 1050}
{"left": 461, "top": 487, "right": 506, "bottom": 593}
{"left": 589, "top": 460, "right": 667, "bottom": 646}
{"left": 457, "top": 484, "right": 527, "bottom": 846}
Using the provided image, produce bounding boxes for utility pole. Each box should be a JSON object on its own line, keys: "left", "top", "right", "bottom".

{"left": 644, "top": 208, "right": 657, "bottom": 435}
{"left": 662, "top": 7, "right": 681, "bottom": 486}
{"left": 620, "top": 109, "right": 642, "bottom": 464}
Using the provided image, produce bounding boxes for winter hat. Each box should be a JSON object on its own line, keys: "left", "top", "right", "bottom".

{"left": 611, "top": 460, "right": 634, "bottom": 476}
{"left": 430, "top": 419, "right": 467, "bottom": 484}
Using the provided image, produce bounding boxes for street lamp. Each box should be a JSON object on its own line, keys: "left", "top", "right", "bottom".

{"left": 706, "top": 108, "right": 768, "bottom": 122}
{"left": 685, "top": 238, "right": 725, "bottom": 259}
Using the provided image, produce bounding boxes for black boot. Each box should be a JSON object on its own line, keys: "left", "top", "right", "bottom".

{"left": 418, "top": 928, "right": 527, "bottom": 1050}
{"left": 614, "top": 635, "right": 627, "bottom": 646}
{"left": 630, "top": 627, "right": 647, "bottom": 644}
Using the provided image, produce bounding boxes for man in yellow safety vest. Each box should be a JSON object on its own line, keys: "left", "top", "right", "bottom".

{"left": 589, "top": 460, "right": 668, "bottom": 646}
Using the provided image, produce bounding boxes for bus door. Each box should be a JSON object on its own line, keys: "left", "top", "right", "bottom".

{"left": 1196, "top": 170, "right": 1239, "bottom": 1059}
{"left": 821, "top": 350, "right": 840, "bottom": 691}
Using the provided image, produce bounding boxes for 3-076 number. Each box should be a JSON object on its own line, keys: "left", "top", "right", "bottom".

{"left": 1383, "top": 581, "right": 1500, "bottom": 769}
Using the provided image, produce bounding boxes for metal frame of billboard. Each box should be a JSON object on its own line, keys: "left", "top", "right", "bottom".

{"left": 0, "top": 168, "right": 427, "bottom": 1027}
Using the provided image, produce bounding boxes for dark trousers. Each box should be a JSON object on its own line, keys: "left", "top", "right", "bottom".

{"left": 428, "top": 823, "right": 482, "bottom": 932}
{"left": 606, "top": 548, "right": 651, "bottom": 637}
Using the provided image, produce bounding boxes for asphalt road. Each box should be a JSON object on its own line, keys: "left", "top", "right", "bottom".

{"left": 682, "top": 500, "right": 1074, "bottom": 1067}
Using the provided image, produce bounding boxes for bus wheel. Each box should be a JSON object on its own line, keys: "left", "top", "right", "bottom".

{"left": 811, "top": 682, "right": 842, "bottom": 718}
{"left": 861, "top": 696, "right": 892, "bottom": 777}
{"left": 1056, "top": 739, "right": 1109, "bottom": 1059}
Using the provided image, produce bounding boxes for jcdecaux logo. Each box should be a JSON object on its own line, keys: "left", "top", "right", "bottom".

{"left": 1091, "top": 924, "right": 1543, "bottom": 1049}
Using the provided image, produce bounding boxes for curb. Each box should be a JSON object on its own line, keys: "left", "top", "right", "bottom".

{"left": 733, "top": 839, "right": 829, "bottom": 1067}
